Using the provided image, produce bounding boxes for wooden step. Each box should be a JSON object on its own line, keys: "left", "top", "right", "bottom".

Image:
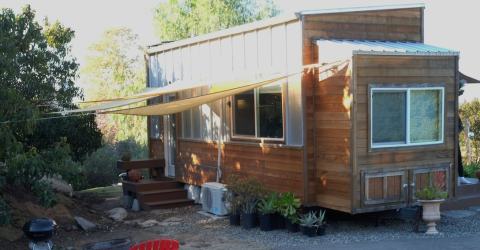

{"left": 142, "top": 199, "right": 195, "bottom": 210}
{"left": 122, "top": 179, "right": 183, "bottom": 193}
{"left": 137, "top": 188, "right": 188, "bottom": 203}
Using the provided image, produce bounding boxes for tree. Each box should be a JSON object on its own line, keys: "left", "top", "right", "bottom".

{"left": 0, "top": 6, "right": 101, "bottom": 189}
{"left": 460, "top": 99, "right": 480, "bottom": 161}
{"left": 81, "top": 28, "right": 147, "bottom": 146}
{"left": 153, "top": 0, "right": 278, "bottom": 41}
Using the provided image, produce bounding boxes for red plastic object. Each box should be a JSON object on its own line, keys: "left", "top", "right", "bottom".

{"left": 129, "top": 239, "right": 179, "bottom": 250}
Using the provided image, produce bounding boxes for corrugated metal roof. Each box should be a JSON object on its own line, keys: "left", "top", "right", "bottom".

{"left": 316, "top": 39, "right": 459, "bottom": 56}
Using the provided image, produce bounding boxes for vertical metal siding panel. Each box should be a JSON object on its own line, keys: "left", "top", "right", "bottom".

{"left": 286, "top": 21, "right": 303, "bottom": 146}
{"left": 165, "top": 50, "right": 174, "bottom": 84}
{"left": 172, "top": 49, "right": 182, "bottom": 82}
{"left": 220, "top": 36, "right": 233, "bottom": 81}
{"left": 148, "top": 54, "right": 160, "bottom": 87}
{"left": 271, "top": 24, "right": 287, "bottom": 75}
{"left": 232, "top": 34, "right": 245, "bottom": 77}
{"left": 257, "top": 28, "right": 272, "bottom": 75}
{"left": 244, "top": 31, "right": 258, "bottom": 78}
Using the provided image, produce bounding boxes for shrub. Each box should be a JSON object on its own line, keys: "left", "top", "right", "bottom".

{"left": 464, "top": 162, "right": 480, "bottom": 178}
{"left": 225, "top": 175, "right": 265, "bottom": 214}
{"left": 278, "top": 192, "right": 301, "bottom": 221}
{"left": 416, "top": 186, "right": 448, "bottom": 200}
{"left": 32, "top": 180, "right": 57, "bottom": 208}
{"left": 82, "top": 144, "right": 120, "bottom": 188}
{"left": 0, "top": 197, "right": 10, "bottom": 225}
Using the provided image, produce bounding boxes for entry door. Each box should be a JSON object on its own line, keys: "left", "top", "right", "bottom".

{"left": 164, "top": 95, "right": 176, "bottom": 177}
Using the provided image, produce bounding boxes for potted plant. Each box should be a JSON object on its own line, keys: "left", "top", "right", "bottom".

{"left": 316, "top": 210, "right": 327, "bottom": 236}
{"left": 225, "top": 176, "right": 242, "bottom": 226}
{"left": 241, "top": 199, "right": 258, "bottom": 229}
{"left": 257, "top": 193, "right": 277, "bottom": 231}
{"left": 278, "top": 192, "right": 301, "bottom": 232}
{"left": 299, "top": 211, "right": 319, "bottom": 237}
{"left": 416, "top": 185, "right": 448, "bottom": 235}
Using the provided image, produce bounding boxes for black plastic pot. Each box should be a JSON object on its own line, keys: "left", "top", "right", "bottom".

{"left": 229, "top": 213, "right": 240, "bottom": 226}
{"left": 317, "top": 224, "right": 326, "bottom": 236}
{"left": 241, "top": 212, "right": 257, "bottom": 230}
{"left": 301, "top": 226, "right": 317, "bottom": 237}
{"left": 285, "top": 219, "right": 299, "bottom": 233}
{"left": 259, "top": 214, "right": 274, "bottom": 231}
{"left": 273, "top": 213, "right": 285, "bottom": 229}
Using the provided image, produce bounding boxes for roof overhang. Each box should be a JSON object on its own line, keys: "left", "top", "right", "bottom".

{"left": 460, "top": 72, "right": 480, "bottom": 83}
{"left": 315, "top": 39, "right": 459, "bottom": 57}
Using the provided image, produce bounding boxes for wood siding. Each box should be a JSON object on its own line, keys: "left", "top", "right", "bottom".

{"left": 304, "top": 65, "right": 353, "bottom": 212}
{"left": 302, "top": 8, "right": 423, "bottom": 65}
{"left": 352, "top": 55, "right": 457, "bottom": 212}
{"left": 176, "top": 139, "right": 304, "bottom": 199}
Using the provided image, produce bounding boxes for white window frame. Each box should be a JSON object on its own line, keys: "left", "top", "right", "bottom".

{"left": 232, "top": 83, "right": 285, "bottom": 141}
{"left": 370, "top": 86, "right": 445, "bottom": 149}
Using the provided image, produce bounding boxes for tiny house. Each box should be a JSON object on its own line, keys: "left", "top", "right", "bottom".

{"left": 128, "top": 4, "right": 462, "bottom": 213}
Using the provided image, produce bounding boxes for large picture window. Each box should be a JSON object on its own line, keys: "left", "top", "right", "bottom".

{"left": 233, "top": 83, "right": 283, "bottom": 139}
{"left": 371, "top": 87, "right": 444, "bottom": 148}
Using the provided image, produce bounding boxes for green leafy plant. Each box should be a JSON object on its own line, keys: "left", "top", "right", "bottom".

{"left": 32, "top": 180, "right": 57, "bottom": 208}
{"left": 0, "top": 197, "right": 10, "bottom": 226}
{"left": 416, "top": 186, "right": 448, "bottom": 200}
{"left": 225, "top": 175, "right": 265, "bottom": 215}
{"left": 299, "top": 211, "right": 319, "bottom": 227}
{"left": 318, "top": 210, "right": 326, "bottom": 226}
{"left": 257, "top": 192, "right": 278, "bottom": 215}
{"left": 278, "top": 192, "right": 301, "bottom": 222}
{"left": 464, "top": 161, "right": 480, "bottom": 178}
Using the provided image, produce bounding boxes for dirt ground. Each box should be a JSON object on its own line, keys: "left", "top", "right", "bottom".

{"left": 1, "top": 194, "right": 265, "bottom": 250}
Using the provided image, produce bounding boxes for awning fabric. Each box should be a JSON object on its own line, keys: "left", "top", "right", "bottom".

{"left": 105, "top": 60, "right": 350, "bottom": 116}
{"left": 59, "top": 80, "right": 210, "bottom": 114}
{"left": 104, "top": 75, "right": 288, "bottom": 116}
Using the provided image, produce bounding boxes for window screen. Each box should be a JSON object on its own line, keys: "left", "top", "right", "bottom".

{"left": 410, "top": 90, "right": 442, "bottom": 143}
{"left": 372, "top": 91, "right": 407, "bottom": 144}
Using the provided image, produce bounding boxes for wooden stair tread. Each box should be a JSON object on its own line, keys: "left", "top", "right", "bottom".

{"left": 144, "top": 198, "right": 194, "bottom": 206}
{"left": 138, "top": 188, "right": 185, "bottom": 195}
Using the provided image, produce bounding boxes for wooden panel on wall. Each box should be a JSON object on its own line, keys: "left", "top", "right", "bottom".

{"left": 176, "top": 139, "right": 305, "bottom": 200}
{"left": 352, "top": 55, "right": 457, "bottom": 211}
{"left": 304, "top": 63, "right": 353, "bottom": 212}
{"left": 302, "top": 8, "right": 423, "bottom": 65}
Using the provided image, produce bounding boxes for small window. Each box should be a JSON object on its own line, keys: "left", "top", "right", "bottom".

{"left": 233, "top": 83, "right": 284, "bottom": 139}
{"left": 371, "top": 87, "right": 444, "bottom": 148}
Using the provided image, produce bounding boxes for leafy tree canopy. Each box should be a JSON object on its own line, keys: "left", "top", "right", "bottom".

{"left": 0, "top": 5, "right": 101, "bottom": 161}
{"left": 154, "top": 0, "right": 278, "bottom": 41}
{"left": 81, "top": 28, "right": 147, "bottom": 146}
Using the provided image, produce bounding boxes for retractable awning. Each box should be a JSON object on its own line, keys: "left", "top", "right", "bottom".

{"left": 59, "top": 79, "right": 210, "bottom": 114}
{"left": 105, "top": 60, "right": 350, "bottom": 116}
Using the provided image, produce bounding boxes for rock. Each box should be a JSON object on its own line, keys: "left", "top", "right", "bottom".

{"left": 74, "top": 216, "right": 97, "bottom": 232}
{"left": 41, "top": 175, "right": 73, "bottom": 197}
{"left": 138, "top": 219, "right": 161, "bottom": 228}
{"left": 0, "top": 225, "right": 23, "bottom": 242}
{"left": 467, "top": 206, "right": 480, "bottom": 212}
{"left": 131, "top": 199, "right": 140, "bottom": 212}
{"left": 107, "top": 207, "right": 128, "bottom": 222}
{"left": 159, "top": 216, "right": 183, "bottom": 226}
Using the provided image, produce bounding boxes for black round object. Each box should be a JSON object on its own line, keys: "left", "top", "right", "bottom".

{"left": 302, "top": 226, "right": 317, "bottom": 237}
{"left": 23, "top": 218, "right": 57, "bottom": 242}
{"left": 317, "top": 224, "right": 326, "bottom": 236}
